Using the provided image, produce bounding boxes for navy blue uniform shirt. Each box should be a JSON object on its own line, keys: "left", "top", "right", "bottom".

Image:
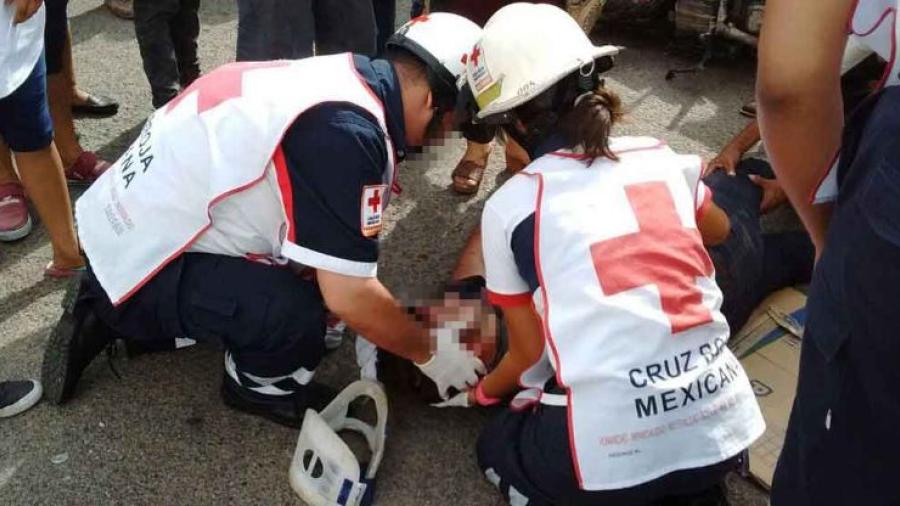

{"left": 279, "top": 55, "right": 406, "bottom": 277}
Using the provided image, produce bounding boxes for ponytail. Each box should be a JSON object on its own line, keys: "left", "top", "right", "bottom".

{"left": 558, "top": 85, "right": 624, "bottom": 162}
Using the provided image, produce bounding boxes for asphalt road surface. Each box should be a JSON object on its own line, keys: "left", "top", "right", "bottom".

{"left": 1, "top": 1, "right": 771, "bottom": 504}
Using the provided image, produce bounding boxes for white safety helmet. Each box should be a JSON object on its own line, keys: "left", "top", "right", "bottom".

{"left": 387, "top": 12, "right": 483, "bottom": 113}
{"left": 466, "top": 2, "right": 619, "bottom": 120}
{"left": 289, "top": 381, "right": 388, "bottom": 506}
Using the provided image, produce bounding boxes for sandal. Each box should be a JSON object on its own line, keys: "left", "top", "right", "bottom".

{"left": 740, "top": 100, "right": 757, "bottom": 118}
{"left": 504, "top": 140, "right": 530, "bottom": 174}
{"left": 45, "top": 261, "right": 86, "bottom": 279}
{"left": 451, "top": 159, "right": 487, "bottom": 195}
{"left": 66, "top": 152, "right": 111, "bottom": 186}
{"left": 72, "top": 93, "right": 119, "bottom": 118}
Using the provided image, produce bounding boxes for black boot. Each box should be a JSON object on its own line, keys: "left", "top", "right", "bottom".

{"left": 220, "top": 374, "right": 336, "bottom": 429}
{"left": 42, "top": 272, "right": 117, "bottom": 405}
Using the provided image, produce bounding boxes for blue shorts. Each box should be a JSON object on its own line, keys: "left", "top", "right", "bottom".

{"left": 0, "top": 55, "right": 53, "bottom": 153}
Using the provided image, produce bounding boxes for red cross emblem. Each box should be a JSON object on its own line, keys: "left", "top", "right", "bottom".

{"left": 367, "top": 188, "right": 382, "bottom": 213}
{"left": 460, "top": 53, "right": 468, "bottom": 65}
{"left": 166, "top": 61, "right": 291, "bottom": 114}
{"left": 591, "top": 182, "right": 714, "bottom": 334}
{"left": 470, "top": 45, "right": 482, "bottom": 66}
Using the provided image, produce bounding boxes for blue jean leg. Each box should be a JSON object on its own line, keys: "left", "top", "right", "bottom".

{"left": 706, "top": 158, "right": 813, "bottom": 331}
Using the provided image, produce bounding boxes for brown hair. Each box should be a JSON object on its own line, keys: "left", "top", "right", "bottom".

{"left": 558, "top": 86, "right": 624, "bottom": 161}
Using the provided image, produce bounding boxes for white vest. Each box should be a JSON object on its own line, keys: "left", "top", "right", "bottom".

{"left": 512, "top": 138, "right": 764, "bottom": 491}
{"left": 817, "top": 0, "right": 899, "bottom": 201}
{"left": 76, "top": 54, "right": 395, "bottom": 305}
{"left": 851, "top": 0, "right": 899, "bottom": 89}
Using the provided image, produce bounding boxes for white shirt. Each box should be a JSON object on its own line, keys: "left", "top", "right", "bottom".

{"left": 0, "top": 2, "right": 45, "bottom": 99}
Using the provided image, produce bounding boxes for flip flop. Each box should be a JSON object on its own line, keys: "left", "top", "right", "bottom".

{"left": 740, "top": 100, "right": 757, "bottom": 118}
{"left": 65, "top": 152, "right": 111, "bottom": 186}
{"left": 45, "top": 262, "right": 86, "bottom": 279}
{"left": 504, "top": 140, "right": 530, "bottom": 174}
{"left": 72, "top": 93, "right": 119, "bottom": 118}
{"left": 451, "top": 159, "right": 487, "bottom": 195}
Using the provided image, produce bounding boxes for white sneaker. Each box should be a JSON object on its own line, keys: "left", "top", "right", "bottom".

{"left": 0, "top": 380, "right": 43, "bottom": 418}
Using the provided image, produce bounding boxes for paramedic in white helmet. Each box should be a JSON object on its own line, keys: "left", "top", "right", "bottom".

{"left": 40, "top": 13, "right": 486, "bottom": 428}
{"left": 450, "top": 4, "right": 765, "bottom": 504}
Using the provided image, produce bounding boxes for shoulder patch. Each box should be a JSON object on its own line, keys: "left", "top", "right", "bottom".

{"left": 361, "top": 184, "right": 387, "bottom": 237}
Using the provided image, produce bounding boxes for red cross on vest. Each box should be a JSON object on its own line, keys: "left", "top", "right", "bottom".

{"left": 591, "top": 181, "right": 714, "bottom": 334}
{"left": 166, "top": 61, "right": 291, "bottom": 114}
{"left": 367, "top": 187, "right": 382, "bottom": 213}
{"left": 470, "top": 45, "right": 482, "bottom": 66}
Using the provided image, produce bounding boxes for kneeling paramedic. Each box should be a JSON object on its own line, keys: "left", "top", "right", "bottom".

{"left": 41, "top": 13, "right": 485, "bottom": 428}
{"left": 444, "top": 5, "right": 765, "bottom": 505}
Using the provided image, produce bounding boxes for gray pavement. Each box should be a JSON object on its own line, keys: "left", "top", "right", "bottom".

{"left": 1, "top": 1, "right": 769, "bottom": 504}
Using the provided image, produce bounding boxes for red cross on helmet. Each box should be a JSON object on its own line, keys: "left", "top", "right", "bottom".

{"left": 387, "top": 12, "right": 483, "bottom": 113}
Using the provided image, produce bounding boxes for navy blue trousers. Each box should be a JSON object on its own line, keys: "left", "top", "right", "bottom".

{"left": 477, "top": 404, "right": 738, "bottom": 505}
{"left": 771, "top": 87, "right": 900, "bottom": 506}
{"left": 80, "top": 253, "right": 327, "bottom": 382}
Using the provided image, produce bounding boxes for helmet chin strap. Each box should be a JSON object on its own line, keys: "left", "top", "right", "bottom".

{"left": 502, "top": 122, "right": 554, "bottom": 160}
{"left": 503, "top": 62, "right": 607, "bottom": 158}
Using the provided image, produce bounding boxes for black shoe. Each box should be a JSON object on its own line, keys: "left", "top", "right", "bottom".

{"left": 71, "top": 93, "right": 119, "bottom": 118}
{"left": 0, "top": 380, "right": 43, "bottom": 418}
{"left": 41, "top": 272, "right": 117, "bottom": 405}
{"left": 220, "top": 374, "right": 336, "bottom": 429}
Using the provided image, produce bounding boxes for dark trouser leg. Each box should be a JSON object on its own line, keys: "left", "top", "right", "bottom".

{"left": 177, "top": 254, "right": 327, "bottom": 395}
{"left": 235, "top": 0, "right": 314, "bottom": 61}
{"left": 42, "top": 0, "right": 68, "bottom": 75}
{"left": 170, "top": 0, "right": 201, "bottom": 88}
{"left": 313, "top": 0, "right": 377, "bottom": 56}
{"left": 373, "top": 0, "right": 396, "bottom": 56}
{"left": 134, "top": 0, "right": 182, "bottom": 108}
{"left": 772, "top": 88, "right": 900, "bottom": 506}
{"left": 477, "top": 406, "right": 736, "bottom": 505}
{"left": 756, "top": 231, "right": 815, "bottom": 297}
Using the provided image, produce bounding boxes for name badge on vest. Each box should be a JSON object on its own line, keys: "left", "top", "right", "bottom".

{"left": 361, "top": 185, "right": 386, "bottom": 237}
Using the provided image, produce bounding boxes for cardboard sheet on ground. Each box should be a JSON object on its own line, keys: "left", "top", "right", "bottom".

{"left": 730, "top": 288, "right": 807, "bottom": 489}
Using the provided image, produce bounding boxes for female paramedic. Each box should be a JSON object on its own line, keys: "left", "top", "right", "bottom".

{"left": 448, "top": 4, "right": 765, "bottom": 505}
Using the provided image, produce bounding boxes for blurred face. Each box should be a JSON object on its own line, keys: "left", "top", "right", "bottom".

{"left": 419, "top": 293, "right": 500, "bottom": 367}
{"left": 403, "top": 90, "right": 438, "bottom": 147}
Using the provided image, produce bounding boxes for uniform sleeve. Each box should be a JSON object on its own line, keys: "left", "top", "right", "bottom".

{"left": 481, "top": 202, "right": 532, "bottom": 307}
{"left": 682, "top": 155, "right": 713, "bottom": 222}
{"left": 278, "top": 106, "right": 388, "bottom": 278}
{"left": 695, "top": 181, "right": 714, "bottom": 222}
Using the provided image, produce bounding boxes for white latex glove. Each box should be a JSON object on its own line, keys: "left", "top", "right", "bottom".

{"left": 415, "top": 327, "right": 485, "bottom": 399}
{"left": 431, "top": 391, "right": 471, "bottom": 408}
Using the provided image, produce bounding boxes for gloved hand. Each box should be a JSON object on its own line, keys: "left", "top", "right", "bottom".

{"left": 431, "top": 391, "right": 472, "bottom": 408}
{"left": 415, "top": 327, "right": 485, "bottom": 400}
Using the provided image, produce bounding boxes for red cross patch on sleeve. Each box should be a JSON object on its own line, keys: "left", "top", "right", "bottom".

{"left": 360, "top": 185, "right": 387, "bottom": 237}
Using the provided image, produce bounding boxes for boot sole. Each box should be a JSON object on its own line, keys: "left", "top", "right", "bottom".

{"left": 220, "top": 384, "right": 305, "bottom": 429}
{"left": 41, "top": 273, "right": 83, "bottom": 405}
